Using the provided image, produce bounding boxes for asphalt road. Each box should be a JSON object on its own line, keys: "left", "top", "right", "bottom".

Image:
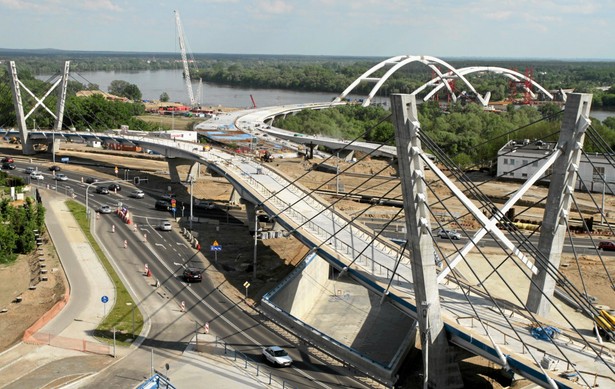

{"left": 7, "top": 161, "right": 368, "bottom": 388}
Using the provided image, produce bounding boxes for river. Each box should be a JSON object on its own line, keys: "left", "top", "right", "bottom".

{"left": 37, "top": 69, "right": 383, "bottom": 108}
{"left": 37, "top": 69, "right": 614, "bottom": 120}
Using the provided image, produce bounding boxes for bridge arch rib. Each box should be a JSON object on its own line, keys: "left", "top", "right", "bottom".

{"left": 334, "top": 55, "right": 488, "bottom": 107}
{"left": 414, "top": 66, "right": 554, "bottom": 103}
{"left": 334, "top": 56, "right": 553, "bottom": 108}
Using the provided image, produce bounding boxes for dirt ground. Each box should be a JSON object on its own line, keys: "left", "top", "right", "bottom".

{"left": 0, "top": 142, "right": 613, "bottom": 388}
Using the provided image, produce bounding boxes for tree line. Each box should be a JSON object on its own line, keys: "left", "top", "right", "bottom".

{"left": 0, "top": 177, "right": 46, "bottom": 264}
{"left": 273, "top": 102, "right": 615, "bottom": 168}
{"left": 4, "top": 52, "right": 615, "bottom": 107}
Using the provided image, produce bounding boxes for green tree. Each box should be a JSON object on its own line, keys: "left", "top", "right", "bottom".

{"left": 109, "top": 80, "right": 142, "bottom": 101}
{"left": 160, "top": 92, "right": 170, "bottom": 102}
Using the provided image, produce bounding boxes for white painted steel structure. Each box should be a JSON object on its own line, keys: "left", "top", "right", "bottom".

{"left": 333, "top": 55, "right": 489, "bottom": 107}
{"left": 334, "top": 57, "right": 554, "bottom": 107}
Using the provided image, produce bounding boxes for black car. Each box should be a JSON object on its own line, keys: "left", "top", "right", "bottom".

{"left": 155, "top": 200, "right": 171, "bottom": 211}
{"left": 108, "top": 183, "right": 121, "bottom": 192}
{"left": 183, "top": 268, "right": 203, "bottom": 283}
{"left": 85, "top": 177, "right": 99, "bottom": 184}
{"left": 48, "top": 165, "right": 61, "bottom": 172}
{"left": 96, "top": 186, "right": 110, "bottom": 194}
{"left": 2, "top": 162, "right": 15, "bottom": 170}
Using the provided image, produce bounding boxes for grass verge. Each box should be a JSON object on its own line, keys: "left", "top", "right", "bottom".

{"left": 66, "top": 199, "right": 144, "bottom": 346}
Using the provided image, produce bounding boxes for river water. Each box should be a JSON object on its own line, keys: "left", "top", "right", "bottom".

{"left": 38, "top": 69, "right": 614, "bottom": 120}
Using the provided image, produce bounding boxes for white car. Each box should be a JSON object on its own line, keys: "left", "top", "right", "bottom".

{"left": 158, "top": 220, "right": 172, "bottom": 231}
{"left": 54, "top": 173, "right": 68, "bottom": 181}
{"left": 262, "top": 346, "right": 293, "bottom": 367}
{"left": 30, "top": 172, "right": 44, "bottom": 180}
{"left": 130, "top": 189, "right": 145, "bottom": 199}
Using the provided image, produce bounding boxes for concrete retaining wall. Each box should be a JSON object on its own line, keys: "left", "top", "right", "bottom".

{"left": 271, "top": 255, "right": 330, "bottom": 318}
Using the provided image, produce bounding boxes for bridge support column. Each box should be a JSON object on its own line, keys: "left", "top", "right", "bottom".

{"left": 167, "top": 159, "right": 200, "bottom": 183}
{"left": 8, "top": 62, "right": 34, "bottom": 155}
{"left": 167, "top": 159, "right": 182, "bottom": 183}
{"left": 228, "top": 188, "right": 242, "bottom": 206}
{"left": 8, "top": 61, "right": 70, "bottom": 156}
{"left": 392, "top": 94, "right": 462, "bottom": 388}
{"left": 246, "top": 203, "right": 259, "bottom": 234}
{"left": 188, "top": 162, "right": 200, "bottom": 179}
{"left": 307, "top": 142, "right": 315, "bottom": 159}
{"left": 526, "top": 93, "right": 592, "bottom": 316}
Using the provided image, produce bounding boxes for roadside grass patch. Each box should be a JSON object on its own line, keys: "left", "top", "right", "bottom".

{"left": 66, "top": 200, "right": 144, "bottom": 346}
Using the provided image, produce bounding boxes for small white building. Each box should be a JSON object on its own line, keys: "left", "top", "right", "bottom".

{"left": 497, "top": 139, "right": 615, "bottom": 194}
{"left": 150, "top": 130, "right": 198, "bottom": 143}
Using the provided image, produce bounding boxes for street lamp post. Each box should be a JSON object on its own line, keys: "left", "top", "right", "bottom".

{"left": 85, "top": 182, "right": 95, "bottom": 219}
{"left": 188, "top": 175, "right": 194, "bottom": 230}
{"left": 336, "top": 152, "right": 340, "bottom": 195}
{"left": 52, "top": 130, "right": 56, "bottom": 164}
{"left": 253, "top": 208, "right": 260, "bottom": 281}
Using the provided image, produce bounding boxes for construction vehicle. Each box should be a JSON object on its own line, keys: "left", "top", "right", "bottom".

{"left": 595, "top": 309, "right": 615, "bottom": 341}
{"left": 174, "top": 10, "right": 201, "bottom": 109}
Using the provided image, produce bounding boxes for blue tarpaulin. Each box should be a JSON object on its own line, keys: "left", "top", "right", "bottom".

{"left": 530, "top": 325, "right": 561, "bottom": 341}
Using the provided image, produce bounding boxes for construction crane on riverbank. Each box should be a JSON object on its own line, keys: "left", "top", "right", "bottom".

{"left": 174, "top": 10, "right": 201, "bottom": 109}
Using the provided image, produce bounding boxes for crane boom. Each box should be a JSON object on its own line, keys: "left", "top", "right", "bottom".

{"left": 174, "top": 10, "right": 196, "bottom": 108}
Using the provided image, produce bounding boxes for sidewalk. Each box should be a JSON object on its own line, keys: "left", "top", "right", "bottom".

{"left": 157, "top": 334, "right": 283, "bottom": 389}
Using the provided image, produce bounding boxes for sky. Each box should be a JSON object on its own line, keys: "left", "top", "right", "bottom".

{"left": 0, "top": 0, "right": 614, "bottom": 60}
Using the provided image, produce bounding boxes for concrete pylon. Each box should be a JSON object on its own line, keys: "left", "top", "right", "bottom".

{"left": 8, "top": 61, "right": 70, "bottom": 155}
{"left": 391, "top": 94, "right": 463, "bottom": 388}
{"left": 526, "top": 93, "right": 592, "bottom": 316}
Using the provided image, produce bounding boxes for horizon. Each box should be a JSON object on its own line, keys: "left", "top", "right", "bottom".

{"left": 1, "top": 47, "right": 615, "bottom": 63}
{"left": 0, "top": 1, "right": 614, "bottom": 60}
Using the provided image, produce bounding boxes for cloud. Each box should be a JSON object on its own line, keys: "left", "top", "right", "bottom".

{"left": 483, "top": 11, "right": 513, "bottom": 21}
{"left": 0, "top": 0, "right": 122, "bottom": 14}
{"left": 260, "top": 0, "right": 293, "bottom": 15}
{"left": 79, "top": 0, "right": 122, "bottom": 12}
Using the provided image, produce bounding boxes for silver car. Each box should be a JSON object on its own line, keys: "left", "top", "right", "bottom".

{"left": 98, "top": 205, "right": 113, "bottom": 214}
{"left": 130, "top": 190, "right": 145, "bottom": 199}
{"left": 158, "top": 220, "right": 172, "bottom": 231}
{"left": 54, "top": 173, "right": 68, "bottom": 181}
{"left": 437, "top": 229, "right": 462, "bottom": 240}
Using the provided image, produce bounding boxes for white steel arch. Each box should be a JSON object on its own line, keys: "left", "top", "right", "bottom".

{"left": 414, "top": 66, "right": 553, "bottom": 104}
{"left": 335, "top": 56, "right": 554, "bottom": 108}
{"left": 334, "top": 55, "right": 488, "bottom": 107}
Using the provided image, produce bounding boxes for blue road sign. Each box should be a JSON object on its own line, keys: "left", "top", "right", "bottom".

{"left": 210, "top": 240, "right": 222, "bottom": 251}
{"left": 101, "top": 295, "right": 109, "bottom": 304}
